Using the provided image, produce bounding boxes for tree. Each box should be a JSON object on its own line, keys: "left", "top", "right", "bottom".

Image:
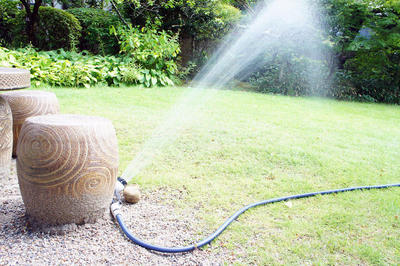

{"left": 20, "top": 0, "right": 43, "bottom": 45}
{"left": 321, "top": 0, "right": 400, "bottom": 103}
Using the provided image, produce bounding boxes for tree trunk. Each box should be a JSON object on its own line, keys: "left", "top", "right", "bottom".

{"left": 20, "top": 0, "right": 43, "bottom": 46}
{"left": 179, "top": 32, "right": 194, "bottom": 66}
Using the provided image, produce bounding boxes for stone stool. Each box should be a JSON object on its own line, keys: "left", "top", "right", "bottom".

{"left": 0, "top": 67, "right": 30, "bottom": 179}
{"left": 1, "top": 90, "right": 60, "bottom": 156}
{"left": 17, "top": 114, "right": 119, "bottom": 225}
{"left": 0, "top": 97, "right": 12, "bottom": 179}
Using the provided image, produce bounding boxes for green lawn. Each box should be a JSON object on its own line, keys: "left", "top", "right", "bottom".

{"left": 41, "top": 85, "right": 399, "bottom": 264}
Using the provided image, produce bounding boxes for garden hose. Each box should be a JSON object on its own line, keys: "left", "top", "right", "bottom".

{"left": 111, "top": 180, "right": 400, "bottom": 253}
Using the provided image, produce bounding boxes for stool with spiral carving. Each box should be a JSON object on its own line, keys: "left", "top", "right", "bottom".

{"left": 17, "top": 114, "right": 119, "bottom": 225}
{"left": 0, "top": 67, "right": 30, "bottom": 180}
{"left": 1, "top": 90, "right": 60, "bottom": 156}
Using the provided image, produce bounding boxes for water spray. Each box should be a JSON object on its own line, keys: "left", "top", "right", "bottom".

{"left": 110, "top": 0, "right": 400, "bottom": 253}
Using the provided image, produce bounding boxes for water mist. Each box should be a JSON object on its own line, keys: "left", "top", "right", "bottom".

{"left": 112, "top": 0, "right": 400, "bottom": 254}
{"left": 121, "top": 0, "right": 327, "bottom": 182}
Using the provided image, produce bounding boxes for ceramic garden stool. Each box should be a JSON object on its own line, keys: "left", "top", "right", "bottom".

{"left": 0, "top": 67, "right": 30, "bottom": 179}
{"left": 1, "top": 90, "right": 60, "bottom": 156}
{"left": 16, "top": 114, "right": 119, "bottom": 225}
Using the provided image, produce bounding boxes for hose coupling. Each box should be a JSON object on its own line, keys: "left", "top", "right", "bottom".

{"left": 117, "top": 177, "right": 128, "bottom": 186}
{"left": 111, "top": 200, "right": 122, "bottom": 219}
{"left": 114, "top": 177, "right": 126, "bottom": 202}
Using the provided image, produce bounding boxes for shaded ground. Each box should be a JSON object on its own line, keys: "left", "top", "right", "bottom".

{"left": 0, "top": 160, "right": 231, "bottom": 265}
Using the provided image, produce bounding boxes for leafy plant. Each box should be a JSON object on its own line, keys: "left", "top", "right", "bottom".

{"left": 111, "top": 25, "right": 180, "bottom": 87}
{"left": 321, "top": 0, "right": 400, "bottom": 103}
{"left": 0, "top": 0, "right": 20, "bottom": 46}
{"left": 36, "top": 7, "right": 82, "bottom": 50}
{"left": 120, "top": 0, "right": 241, "bottom": 41}
{"left": 12, "top": 6, "right": 82, "bottom": 51}
{"left": 0, "top": 47, "right": 137, "bottom": 87}
{"left": 119, "top": 0, "right": 241, "bottom": 68}
{"left": 67, "top": 8, "right": 121, "bottom": 55}
{"left": 0, "top": 45, "right": 181, "bottom": 88}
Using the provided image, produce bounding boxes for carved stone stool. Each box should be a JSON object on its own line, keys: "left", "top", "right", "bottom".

{"left": 17, "top": 114, "right": 119, "bottom": 225}
{"left": 0, "top": 97, "right": 12, "bottom": 179}
{"left": 1, "top": 90, "right": 60, "bottom": 156}
{"left": 0, "top": 67, "right": 30, "bottom": 179}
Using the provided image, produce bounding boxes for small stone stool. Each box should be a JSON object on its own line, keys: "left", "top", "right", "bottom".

{"left": 17, "top": 114, "right": 119, "bottom": 225}
{"left": 1, "top": 90, "right": 60, "bottom": 156}
{"left": 0, "top": 97, "right": 12, "bottom": 179}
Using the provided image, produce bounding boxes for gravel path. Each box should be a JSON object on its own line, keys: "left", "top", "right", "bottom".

{"left": 0, "top": 160, "right": 232, "bottom": 265}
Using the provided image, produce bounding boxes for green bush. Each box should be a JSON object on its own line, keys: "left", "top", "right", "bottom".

{"left": 198, "top": 2, "right": 242, "bottom": 40}
{"left": 35, "top": 7, "right": 82, "bottom": 50}
{"left": 0, "top": 47, "right": 117, "bottom": 87}
{"left": 121, "top": 0, "right": 241, "bottom": 41}
{"left": 67, "top": 8, "right": 120, "bottom": 55}
{"left": 12, "top": 6, "right": 82, "bottom": 51}
{"left": 321, "top": 0, "right": 400, "bottom": 103}
{"left": 111, "top": 25, "right": 180, "bottom": 87}
{"left": 0, "top": 0, "right": 20, "bottom": 46}
{"left": 0, "top": 46, "right": 177, "bottom": 88}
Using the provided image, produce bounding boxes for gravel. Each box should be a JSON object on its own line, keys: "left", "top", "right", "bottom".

{"left": 0, "top": 160, "right": 233, "bottom": 265}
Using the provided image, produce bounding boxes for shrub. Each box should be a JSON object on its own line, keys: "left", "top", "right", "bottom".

{"left": 249, "top": 55, "right": 331, "bottom": 97}
{"left": 111, "top": 25, "right": 180, "bottom": 87}
{"left": 121, "top": 0, "right": 241, "bottom": 41}
{"left": 321, "top": 0, "right": 400, "bottom": 103}
{"left": 12, "top": 6, "right": 82, "bottom": 51}
{"left": 0, "top": 46, "right": 177, "bottom": 88}
{"left": 0, "top": 0, "right": 20, "bottom": 46}
{"left": 0, "top": 47, "right": 112, "bottom": 87}
{"left": 120, "top": 0, "right": 241, "bottom": 67}
{"left": 35, "top": 7, "right": 82, "bottom": 50}
{"left": 198, "top": 2, "right": 242, "bottom": 40}
{"left": 67, "top": 8, "right": 121, "bottom": 55}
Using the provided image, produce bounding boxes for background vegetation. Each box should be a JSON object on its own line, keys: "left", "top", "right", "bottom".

{"left": 0, "top": 0, "right": 399, "bottom": 103}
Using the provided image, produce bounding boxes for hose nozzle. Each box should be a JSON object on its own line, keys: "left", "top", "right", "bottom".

{"left": 110, "top": 200, "right": 122, "bottom": 218}
{"left": 113, "top": 177, "right": 127, "bottom": 202}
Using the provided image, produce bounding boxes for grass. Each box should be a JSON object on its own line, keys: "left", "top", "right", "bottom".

{"left": 39, "top": 85, "right": 399, "bottom": 264}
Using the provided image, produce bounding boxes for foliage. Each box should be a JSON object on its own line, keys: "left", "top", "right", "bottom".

{"left": 0, "top": 0, "right": 20, "bottom": 46}
{"left": 118, "top": 0, "right": 241, "bottom": 71}
{"left": 246, "top": 0, "right": 400, "bottom": 103}
{"left": 18, "top": 0, "right": 43, "bottom": 46}
{"left": 1, "top": 0, "right": 398, "bottom": 102}
{"left": 249, "top": 56, "right": 330, "bottom": 97}
{"left": 120, "top": 0, "right": 241, "bottom": 41}
{"left": 12, "top": 6, "right": 82, "bottom": 50}
{"left": 58, "top": 0, "right": 107, "bottom": 8}
{"left": 344, "top": 1, "right": 400, "bottom": 103}
{"left": 35, "top": 7, "right": 82, "bottom": 50}
{"left": 67, "top": 8, "right": 121, "bottom": 55}
{"left": 205, "top": 2, "right": 242, "bottom": 40}
{"left": 246, "top": 8, "right": 332, "bottom": 98}
{"left": 222, "top": 0, "right": 258, "bottom": 11}
{"left": 321, "top": 0, "right": 400, "bottom": 103}
{"left": 111, "top": 25, "right": 180, "bottom": 86}
{"left": 0, "top": 46, "right": 159, "bottom": 87}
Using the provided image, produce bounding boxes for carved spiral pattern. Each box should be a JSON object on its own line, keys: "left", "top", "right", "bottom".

{"left": 1, "top": 90, "right": 60, "bottom": 156}
{"left": 0, "top": 97, "right": 12, "bottom": 175}
{"left": 17, "top": 114, "right": 119, "bottom": 225}
{"left": 17, "top": 124, "right": 89, "bottom": 187}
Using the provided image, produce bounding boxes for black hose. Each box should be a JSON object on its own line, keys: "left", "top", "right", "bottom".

{"left": 115, "top": 183, "right": 400, "bottom": 253}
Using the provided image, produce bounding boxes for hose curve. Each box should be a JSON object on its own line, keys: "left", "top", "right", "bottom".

{"left": 113, "top": 183, "right": 400, "bottom": 253}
